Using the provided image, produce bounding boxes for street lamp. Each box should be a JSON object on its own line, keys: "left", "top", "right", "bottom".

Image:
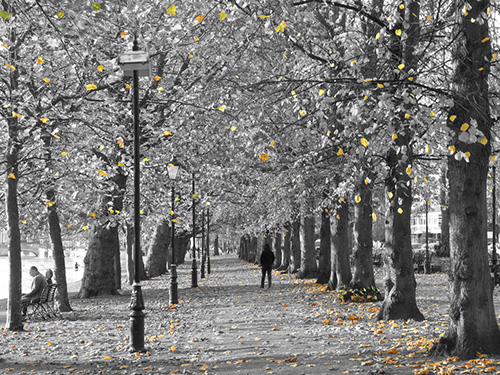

{"left": 118, "top": 36, "right": 151, "bottom": 352}
{"left": 167, "top": 157, "right": 180, "bottom": 305}
{"left": 424, "top": 199, "right": 431, "bottom": 274}
{"left": 191, "top": 173, "right": 198, "bottom": 288}
{"left": 207, "top": 202, "right": 211, "bottom": 275}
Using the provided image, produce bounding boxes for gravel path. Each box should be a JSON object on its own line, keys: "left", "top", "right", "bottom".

{"left": 1, "top": 254, "right": 500, "bottom": 374}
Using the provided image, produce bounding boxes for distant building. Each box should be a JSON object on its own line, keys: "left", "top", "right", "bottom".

{"left": 411, "top": 204, "right": 441, "bottom": 244}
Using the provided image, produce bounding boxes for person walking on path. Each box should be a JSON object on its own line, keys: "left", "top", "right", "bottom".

{"left": 260, "top": 243, "right": 275, "bottom": 288}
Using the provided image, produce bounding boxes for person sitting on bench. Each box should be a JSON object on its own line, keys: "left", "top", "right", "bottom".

{"left": 21, "top": 266, "right": 48, "bottom": 317}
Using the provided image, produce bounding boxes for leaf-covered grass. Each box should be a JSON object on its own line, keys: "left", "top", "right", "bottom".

{"left": 2, "top": 255, "right": 500, "bottom": 374}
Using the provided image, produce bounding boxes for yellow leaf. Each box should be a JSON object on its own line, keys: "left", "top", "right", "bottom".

{"left": 398, "top": 63, "right": 405, "bottom": 70}
{"left": 230, "top": 126, "right": 237, "bottom": 132}
{"left": 36, "top": 56, "right": 44, "bottom": 65}
{"left": 154, "top": 75, "right": 161, "bottom": 81}
{"left": 404, "top": 113, "right": 411, "bottom": 119}
{"left": 395, "top": 29, "right": 402, "bottom": 36}
{"left": 43, "top": 77, "right": 50, "bottom": 83}
{"left": 275, "top": 20, "right": 287, "bottom": 33}
{"left": 340, "top": 197, "right": 345, "bottom": 202}
{"left": 3, "top": 104, "right": 10, "bottom": 108}
{"left": 172, "top": 219, "right": 178, "bottom": 223}
{"left": 337, "top": 148, "right": 344, "bottom": 156}
{"left": 406, "top": 167, "right": 412, "bottom": 175}
{"left": 52, "top": 133, "right": 60, "bottom": 139}
{"left": 120, "top": 31, "right": 128, "bottom": 39}
{"left": 377, "top": 83, "right": 384, "bottom": 88}
{"left": 163, "top": 130, "right": 173, "bottom": 136}
{"left": 117, "top": 137, "right": 124, "bottom": 148}
{"left": 125, "top": 84, "right": 131, "bottom": 89}
{"left": 200, "top": 364, "right": 208, "bottom": 371}
{"left": 425, "top": 145, "right": 430, "bottom": 153}
{"left": 362, "top": 360, "right": 374, "bottom": 366}
{"left": 424, "top": 177, "right": 428, "bottom": 183}
{"left": 388, "top": 192, "right": 393, "bottom": 199}
{"left": 142, "top": 157, "right": 149, "bottom": 163}
{"left": 375, "top": 32, "right": 380, "bottom": 40}
{"left": 426, "top": 14, "right": 432, "bottom": 21}
{"left": 45, "top": 202, "right": 55, "bottom": 207}
{"left": 299, "top": 110, "right": 307, "bottom": 116}
{"left": 166, "top": 4, "right": 176, "bottom": 15}
{"left": 193, "top": 193, "right": 198, "bottom": 199}
{"left": 118, "top": 161, "right": 124, "bottom": 167}
{"left": 270, "top": 140, "right": 275, "bottom": 147}
{"left": 219, "top": 11, "right": 227, "bottom": 21}
{"left": 259, "top": 153, "right": 269, "bottom": 162}
{"left": 449, "top": 145, "right": 456, "bottom": 154}
{"left": 40, "top": 118, "right": 50, "bottom": 124}
{"left": 291, "top": 90, "right": 297, "bottom": 98}
{"left": 351, "top": 60, "right": 357, "bottom": 66}
{"left": 481, "top": 138, "right": 488, "bottom": 145}
{"left": 12, "top": 111, "right": 22, "bottom": 118}
{"left": 397, "top": 208, "right": 403, "bottom": 214}
{"left": 492, "top": 155, "right": 496, "bottom": 162}
{"left": 461, "top": 123, "right": 469, "bottom": 131}
{"left": 372, "top": 213, "right": 377, "bottom": 222}
{"left": 392, "top": 133, "right": 398, "bottom": 140}
{"left": 465, "top": 152, "right": 471, "bottom": 158}
{"left": 355, "top": 195, "right": 361, "bottom": 203}
{"left": 481, "top": 37, "right": 490, "bottom": 43}
{"left": 449, "top": 115, "right": 457, "bottom": 122}
{"left": 83, "top": 226, "right": 88, "bottom": 231}
{"left": 100, "top": 145, "right": 105, "bottom": 150}
{"left": 363, "top": 95, "right": 368, "bottom": 101}
{"left": 89, "top": 212, "right": 96, "bottom": 218}
{"left": 399, "top": 4, "right": 404, "bottom": 9}
{"left": 8, "top": 173, "right": 15, "bottom": 179}
{"left": 414, "top": 176, "right": 417, "bottom": 183}
{"left": 96, "top": 65, "right": 104, "bottom": 72}
{"left": 61, "top": 152, "right": 68, "bottom": 156}
{"left": 195, "top": 14, "right": 204, "bottom": 23}
{"left": 430, "top": 110, "right": 436, "bottom": 117}
{"left": 170, "top": 370, "right": 180, "bottom": 374}
{"left": 408, "top": 76, "right": 414, "bottom": 81}
{"left": 493, "top": 54, "right": 498, "bottom": 61}
{"left": 360, "top": 138, "right": 369, "bottom": 147}
{"left": 218, "top": 105, "right": 227, "bottom": 112}
{"left": 103, "top": 356, "right": 111, "bottom": 360}
{"left": 86, "top": 84, "right": 97, "bottom": 91}
{"left": 57, "top": 11, "right": 64, "bottom": 18}
{"left": 5, "top": 63, "right": 17, "bottom": 71}
{"left": 259, "top": 15, "right": 270, "bottom": 19}
{"left": 170, "top": 346, "right": 176, "bottom": 352}
{"left": 194, "top": 37, "right": 199, "bottom": 42}
{"left": 318, "top": 89, "right": 325, "bottom": 96}
{"left": 98, "top": 170, "right": 108, "bottom": 176}
{"left": 1, "top": 43, "right": 7, "bottom": 49}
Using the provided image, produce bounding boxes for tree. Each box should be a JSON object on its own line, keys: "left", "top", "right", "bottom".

{"left": 432, "top": 0, "right": 500, "bottom": 357}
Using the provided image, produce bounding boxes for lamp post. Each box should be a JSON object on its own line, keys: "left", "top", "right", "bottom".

{"left": 118, "top": 36, "right": 151, "bottom": 352}
{"left": 167, "top": 158, "right": 180, "bottom": 305}
{"left": 207, "top": 203, "right": 211, "bottom": 275}
{"left": 191, "top": 173, "right": 198, "bottom": 288}
{"left": 493, "top": 165, "right": 497, "bottom": 267}
{"left": 201, "top": 209, "right": 206, "bottom": 279}
{"left": 424, "top": 199, "right": 431, "bottom": 274}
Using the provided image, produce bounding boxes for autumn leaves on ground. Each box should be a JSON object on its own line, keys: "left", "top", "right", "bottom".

{"left": 2, "top": 255, "right": 500, "bottom": 375}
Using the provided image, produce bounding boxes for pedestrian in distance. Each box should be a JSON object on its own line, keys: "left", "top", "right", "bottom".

{"left": 260, "top": 243, "right": 275, "bottom": 288}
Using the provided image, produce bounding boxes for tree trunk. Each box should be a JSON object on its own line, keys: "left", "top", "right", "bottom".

{"left": 6, "top": 118, "right": 23, "bottom": 331}
{"left": 114, "top": 249, "right": 121, "bottom": 290}
{"left": 175, "top": 232, "right": 191, "bottom": 265}
{"left": 46, "top": 188, "right": 72, "bottom": 312}
{"left": 273, "top": 232, "right": 282, "bottom": 269}
{"left": 125, "top": 222, "right": 134, "bottom": 285}
{"left": 432, "top": 0, "right": 500, "bottom": 357}
{"left": 439, "top": 165, "right": 450, "bottom": 257}
{"left": 377, "top": 0, "right": 424, "bottom": 322}
{"left": 214, "top": 235, "right": 219, "bottom": 256}
{"left": 279, "top": 223, "right": 291, "bottom": 271}
{"left": 289, "top": 218, "right": 301, "bottom": 273}
{"left": 329, "top": 199, "right": 351, "bottom": 291}
{"left": 316, "top": 208, "right": 331, "bottom": 284}
{"left": 349, "top": 176, "right": 381, "bottom": 301}
{"left": 297, "top": 211, "right": 317, "bottom": 279}
{"left": 144, "top": 218, "right": 170, "bottom": 277}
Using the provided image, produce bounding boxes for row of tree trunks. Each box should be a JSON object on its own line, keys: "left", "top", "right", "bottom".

{"left": 145, "top": 218, "right": 170, "bottom": 277}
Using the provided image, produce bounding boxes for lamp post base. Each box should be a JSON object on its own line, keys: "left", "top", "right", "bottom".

{"left": 191, "top": 259, "right": 198, "bottom": 288}
{"left": 129, "top": 283, "right": 145, "bottom": 352}
{"left": 169, "top": 264, "right": 179, "bottom": 305}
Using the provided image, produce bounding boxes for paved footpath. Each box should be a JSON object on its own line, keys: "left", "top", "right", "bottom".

{"left": 1, "top": 253, "right": 489, "bottom": 374}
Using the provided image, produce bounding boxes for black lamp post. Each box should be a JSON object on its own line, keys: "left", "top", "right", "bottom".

{"left": 118, "top": 36, "right": 151, "bottom": 352}
{"left": 167, "top": 158, "right": 180, "bottom": 305}
{"left": 191, "top": 173, "right": 198, "bottom": 288}
{"left": 424, "top": 199, "right": 431, "bottom": 274}
{"left": 493, "top": 165, "right": 497, "bottom": 267}
{"left": 201, "top": 209, "right": 206, "bottom": 279}
{"left": 207, "top": 204, "right": 211, "bottom": 275}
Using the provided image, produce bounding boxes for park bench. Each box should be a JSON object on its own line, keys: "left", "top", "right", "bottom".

{"left": 23, "top": 283, "right": 60, "bottom": 320}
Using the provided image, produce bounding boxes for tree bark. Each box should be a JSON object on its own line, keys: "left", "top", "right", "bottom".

{"left": 279, "top": 223, "right": 291, "bottom": 271}
{"left": 432, "top": 0, "right": 500, "bottom": 357}
{"left": 439, "top": 165, "right": 450, "bottom": 257}
{"left": 273, "top": 232, "right": 282, "bottom": 269}
{"left": 144, "top": 218, "right": 170, "bottom": 277}
{"left": 349, "top": 176, "right": 381, "bottom": 301}
{"left": 289, "top": 218, "right": 301, "bottom": 273}
{"left": 316, "top": 208, "right": 331, "bottom": 284}
{"left": 114, "top": 249, "right": 121, "bottom": 290}
{"left": 214, "top": 234, "right": 219, "bottom": 256}
{"left": 125, "top": 222, "right": 134, "bottom": 285}
{"left": 297, "top": 210, "right": 317, "bottom": 279}
{"left": 328, "top": 199, "right": 351, "bottom": 291}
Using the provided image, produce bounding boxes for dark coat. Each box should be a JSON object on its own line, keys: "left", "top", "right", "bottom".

{"left": 260, "top": 247, "right": 275, "bottom": 269}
